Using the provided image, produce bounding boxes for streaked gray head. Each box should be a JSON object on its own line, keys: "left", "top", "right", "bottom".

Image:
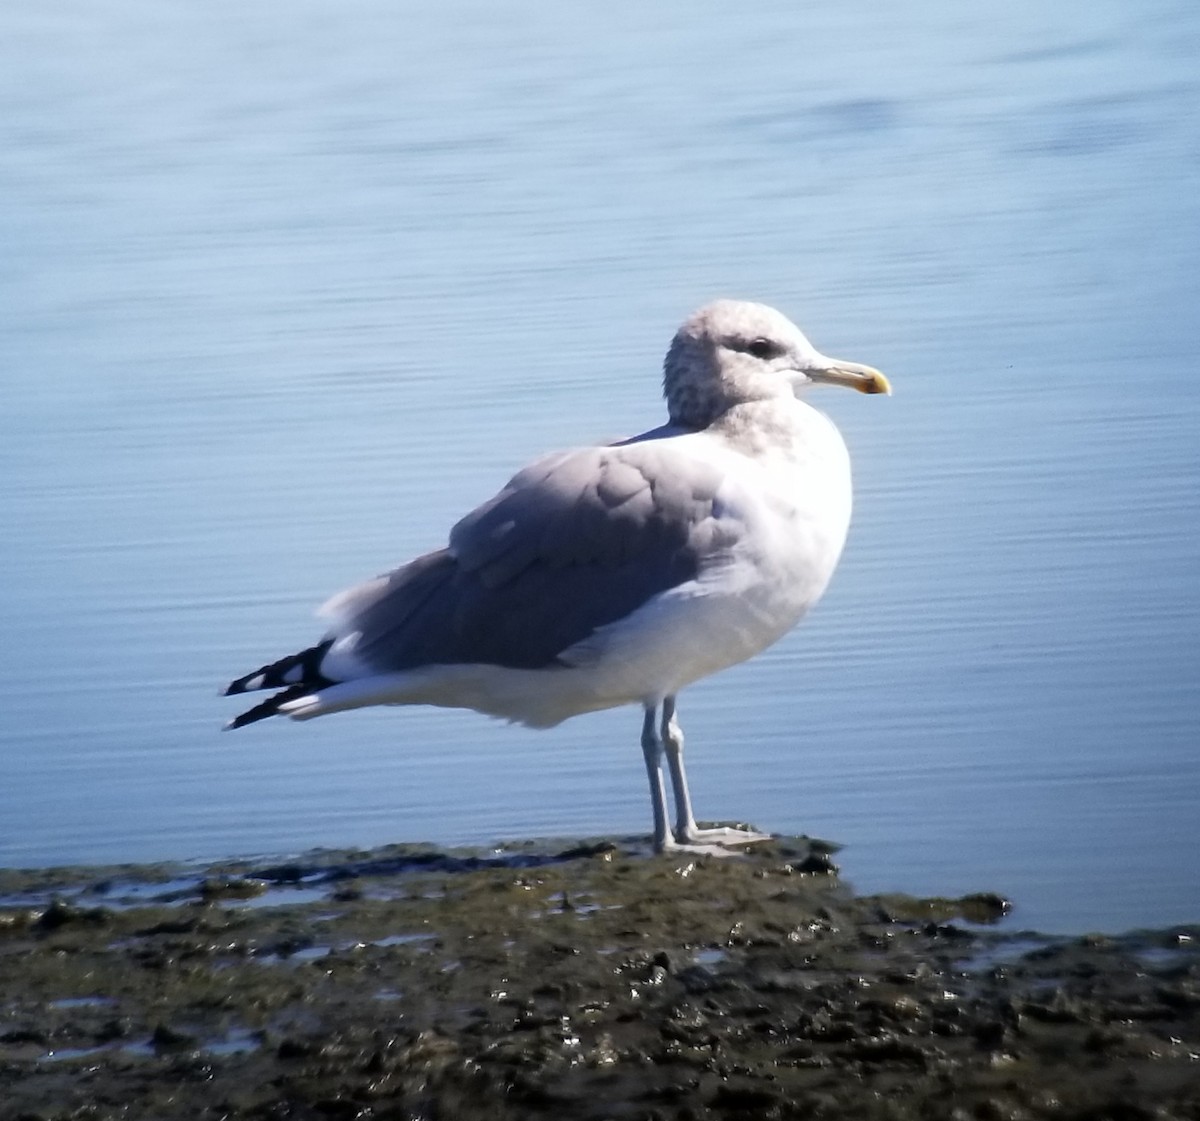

{"left": 662, "top": 300, "right": 889, "bottom": 429}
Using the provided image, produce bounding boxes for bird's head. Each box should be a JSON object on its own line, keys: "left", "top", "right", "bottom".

{"left": 663, "top": 299, "right": 890, "bottom": 428}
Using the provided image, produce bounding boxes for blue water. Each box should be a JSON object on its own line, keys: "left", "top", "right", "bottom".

{"left": 2, "top": 0, "right": 1198, "bottom": 935}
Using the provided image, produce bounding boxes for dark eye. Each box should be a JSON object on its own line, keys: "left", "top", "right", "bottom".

{"left": 746, "top": 337, "right": 782, "bottom": 360}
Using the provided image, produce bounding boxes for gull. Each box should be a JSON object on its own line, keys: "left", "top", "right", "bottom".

{"left": 224, "top": 300, "right": 890, "bottom": 854}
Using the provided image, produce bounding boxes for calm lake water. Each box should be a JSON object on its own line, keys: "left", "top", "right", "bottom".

{"left": 2, "top": 0, "right": 1198, "bottom": 935}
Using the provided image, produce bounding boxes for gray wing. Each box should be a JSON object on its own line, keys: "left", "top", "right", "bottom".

{"left": 321, "top": 441, "right": 736, "bottom": 673}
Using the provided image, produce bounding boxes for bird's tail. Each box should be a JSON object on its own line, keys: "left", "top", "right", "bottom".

{"left": 224, "top": 639, "right": 335, "bottom": 730}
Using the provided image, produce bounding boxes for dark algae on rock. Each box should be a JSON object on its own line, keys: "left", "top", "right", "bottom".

{"left": 1, "top": 837, "right": 1197, "bottom": 1119}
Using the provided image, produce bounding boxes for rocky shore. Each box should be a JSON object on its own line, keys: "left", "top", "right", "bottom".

{"left": 1, "top": 836, "right": 1197, "bottom": 1120}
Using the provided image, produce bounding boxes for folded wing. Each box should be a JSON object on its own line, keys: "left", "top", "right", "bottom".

{"left": 320, "top": 440, "right": 737, "bottom": 675}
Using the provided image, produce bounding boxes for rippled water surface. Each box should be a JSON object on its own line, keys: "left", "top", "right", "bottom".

{"left": 2, "top": 0, "right": 1198, "bottom": 934}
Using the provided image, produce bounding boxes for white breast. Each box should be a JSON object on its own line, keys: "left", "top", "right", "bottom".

{"left": 558, "top": 400, "right": 853, "bottom": 705}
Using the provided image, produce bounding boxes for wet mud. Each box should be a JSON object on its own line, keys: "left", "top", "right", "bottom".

{"left": 1, "top": 836, "right": 1197, "bottom": 1120}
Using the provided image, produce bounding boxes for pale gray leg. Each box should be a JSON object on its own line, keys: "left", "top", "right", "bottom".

{"left": 660, "top": 696, "right": 698, "bottom": 840}
{"left": 640, "top": 705, "right": 671, "bottom": 853}
{"left": 660, "top": 695, "right": 773, "bottom": 848}
{"left": 641, "top": 702, "right": 739, "bottom": 856}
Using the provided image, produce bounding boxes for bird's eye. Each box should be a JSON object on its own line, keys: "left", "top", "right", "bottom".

{"left": 746, "top": 337, "right": 782, "bottom": 360}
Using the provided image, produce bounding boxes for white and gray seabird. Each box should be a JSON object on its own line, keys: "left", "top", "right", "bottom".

{"left": 225, "top": 300, "right": 890, "bottom": 854}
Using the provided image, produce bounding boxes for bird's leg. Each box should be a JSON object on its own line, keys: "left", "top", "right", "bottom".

{"left": 660, "top": 696, "right": 699, "bottom": 842}
{"left": 640, "top": 705, "right": 672, "bottom": 853}
{"left": 642, "top": 703, "right": 737, "bottom": 857}
{"left": 660, "top": 696, "right": 773, "bottom": 849}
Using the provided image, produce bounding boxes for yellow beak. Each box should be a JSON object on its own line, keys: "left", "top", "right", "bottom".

{"left": 810, "top": 359, "right": 891, "bottom": 396}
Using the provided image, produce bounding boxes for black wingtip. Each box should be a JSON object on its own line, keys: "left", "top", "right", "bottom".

{"left": 225, "top": 699, "right": 276, "bottom": 730}
{"left": 224, "top": 672, "right": 262, "bottom": 697}
{"left": 225, "top": 639, "right": 335, "bottom": 697}
{"left": 225, "top": 684, "right": 313, "bottom": 730}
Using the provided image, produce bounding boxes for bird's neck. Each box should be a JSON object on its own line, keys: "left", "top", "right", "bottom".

{"left": 707, "top": 398, "right": 841, "bottom": 464}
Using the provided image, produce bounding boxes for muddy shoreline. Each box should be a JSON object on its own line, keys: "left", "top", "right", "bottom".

{"left": 1, "top": 836, "right": 1197, "bottom": 1119}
